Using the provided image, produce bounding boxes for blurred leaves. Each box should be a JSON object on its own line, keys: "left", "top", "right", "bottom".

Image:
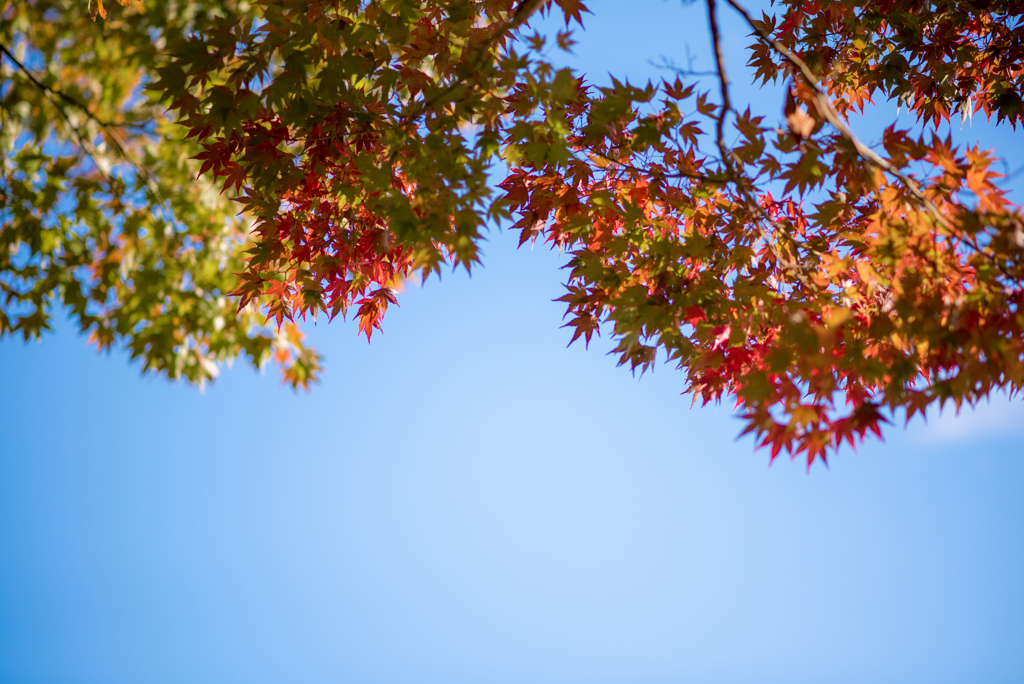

{"left": 1, "top": 0, "right": 320, "bottom": 388}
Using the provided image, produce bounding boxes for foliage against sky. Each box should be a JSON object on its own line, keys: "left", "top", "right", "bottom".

{"left": 2, "top": 0, "right": 1024, "bottom": 464}
{"left": 1, "top": 0, "right": 321, "bottom": 389}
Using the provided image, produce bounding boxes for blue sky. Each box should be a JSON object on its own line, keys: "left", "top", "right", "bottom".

{"left": 2, "top": 1, "right": 1024, "bottom": 682}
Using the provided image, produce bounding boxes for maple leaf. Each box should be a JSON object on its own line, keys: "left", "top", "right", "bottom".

{"left": 784, "top": 86, "right": 816, "bottom": 140}
{"left": 89, "top": 0, "right": 129, "bottom": 21}
{"left": 711, "top": 325, "right": 731, "bottom": 351}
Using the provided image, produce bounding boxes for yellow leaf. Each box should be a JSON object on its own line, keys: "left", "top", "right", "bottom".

{"left": 825, "top": 307, "right": 853, "bottom": 328}
{"left": 89, "top": 0, "right": 107, "bottom": 20}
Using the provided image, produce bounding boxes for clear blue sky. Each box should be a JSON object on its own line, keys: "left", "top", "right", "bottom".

{"left": 2, "top": 2, "right": 1023, "bottom": 682}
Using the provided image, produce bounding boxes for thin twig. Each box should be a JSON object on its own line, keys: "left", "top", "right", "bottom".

{"left": 1004, "top": 161, "right": 1024, "bottom": 182}
{"left": 648, "top": 56, "right": 717, "bottom": 78}
{"left": 585, "top": 147, "right": 728, "bottom": 184}
{"left": 722, "top": 0, "right": 954, "bottom": 234}
{"left": 706, "top": 0, "right": 803, "bottom": 276}
{"left": 0, "top": 43, "right": 148, "bottom": 132}
{"left": 0, "top": 41, "right": 163, "bottom": 202}
{"left": 0, "top": 43, "right": 108, "bottom": 175}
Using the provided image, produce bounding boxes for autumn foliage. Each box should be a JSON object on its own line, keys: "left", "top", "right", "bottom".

{"left": 3, "top": 0, "right": 1024, "bottom": 464}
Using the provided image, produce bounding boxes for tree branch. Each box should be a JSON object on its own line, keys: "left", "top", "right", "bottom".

{"left": 0, "top": 42, "right": 147, "bottom": 132}
{"left": 722, "top": 0, "right": 955, "bottom": 233}
{"left": 706, "top": 0, "right": 804, "bottom": 277}
{"left": 0, "top": 40, "right": 162, "bottom": 202}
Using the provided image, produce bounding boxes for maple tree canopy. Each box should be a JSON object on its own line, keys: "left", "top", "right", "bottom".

{"left": 3, "top": 0, "right": 1024, "bottom": 465}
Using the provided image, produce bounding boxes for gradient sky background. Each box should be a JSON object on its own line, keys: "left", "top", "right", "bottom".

{"left": 2, "top": 1, "right": 1023, "bottom": 682}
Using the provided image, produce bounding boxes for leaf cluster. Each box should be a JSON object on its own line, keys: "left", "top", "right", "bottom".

{"left": 4, "top": 0, "right": 1024, "bottom": 463}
